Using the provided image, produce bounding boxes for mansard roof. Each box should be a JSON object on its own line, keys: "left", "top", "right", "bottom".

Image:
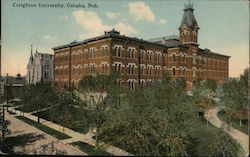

{"left": 198, "top": 48, "right": 230, "bottom": 58}
{"left": 52, "top": 29, "right": 168, "bottom": 51}
{"left": 178, "top": 3, "right": 199, "bottom": 31}
{"left": 148, "top": 36, "right": 188, "bottom": 49}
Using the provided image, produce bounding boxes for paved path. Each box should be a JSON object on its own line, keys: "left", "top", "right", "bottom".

{"left": 204, "top": 107, "right": 249, "bottom": 157}
{"left": 5, "top": 111, "right": 86, "bottom": 155}
{"left": 9, "top": 107, "right": 133, "bottom": 156}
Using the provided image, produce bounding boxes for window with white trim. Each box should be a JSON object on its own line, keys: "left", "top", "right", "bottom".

{"left": 140, "top": 50, "right": 145, "bottom": 60}
{"left": 101, "top": 46, "right": 108, "bottom": 57}
{"left": 173, "top": 54, "right": 176, "bottom": 62}
{"left": 128, "top": 65, "right": 131, "bottom": 75}
{"left": 147, "top": 51, "right": 152, "bottom": 61}
{"left": 132, "top": 65, "right": 135, "bottom": 75}
{"left": 180, "top": 67, "right": 185, "bottom": 76}
{"left": 141, "top": 65, "right": 145, "bottom": 75}
{"left": 173, "top": 67, "right": 176, "bottom": 76}
{"left": 192, "top": 68, "right": 196, "bottom": 77}
{"left": 193, "top": 54, "right": 196, "bottom": 64}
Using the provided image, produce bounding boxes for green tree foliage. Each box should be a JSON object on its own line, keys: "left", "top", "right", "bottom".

{"left": 239, "top": 68, "right": 249, "bottom": 88}
{"left": 208, "top": 129, "right": 240, "bottom": 157}
{"left": 98, "top": 77, "right": 196, "bottom": 156}
{"left": 192, "top": 80, "right": 217, "bottom": 113}
{"left": 78, "top": 73, "right": 119, "bottom": 148}
{"left": 18, "top": 83, "right": 57, "bottom": 122}
{"left": 220, "top": 78, "right": 247, "bottom": 126}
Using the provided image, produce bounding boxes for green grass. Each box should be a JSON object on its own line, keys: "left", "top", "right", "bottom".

{"left": 186, "top": 116, "right": 243, "bottom": 156}
{"left": 33, "top": 107, "right": 90, "bottom": 134}
{"left": 16, "top": 106, "right": 36, "bottom": 112}
{"left": 15, "top": 116, "right": 71, "bottom": 140}
{"left": 217, "top": 111, "right": 248, "bottom": 135}
{"left": 71, "top": 141, "right": 112, "bottom": 156}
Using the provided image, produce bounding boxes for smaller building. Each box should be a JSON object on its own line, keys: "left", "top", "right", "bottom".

{"left": 26, "top": 45, "right": 54, "bottom": 84}
{"left": 1, "top": 73, "right": 26, "bottom": 100}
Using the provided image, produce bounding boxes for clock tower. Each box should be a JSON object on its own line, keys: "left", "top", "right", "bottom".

{"left": 179, "top": 2, "right": 199, "bottom": 45}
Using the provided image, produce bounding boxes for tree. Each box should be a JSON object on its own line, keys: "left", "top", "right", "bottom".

{"left": 19, "top": 83, "right": 57, "bottom": 123}
{"left": 239, "top": 68, "right": 249, "bottom": 88}
{"left": 192, "top": 81, "right": 216, "bottom": 117}
{"left": 51, "top": 88, "right": 84, "bottom": 132}
{"left": 78, "top": 73, "right": 118, "bottom": 148}
{"left": 220, "top": 78, "right": 247, "bottom": 126}
{"left": 208, "top": 129, "right": 240, "bottom": 157}
{"left": 99, "top": 77, "right": 196, "bottom": 156}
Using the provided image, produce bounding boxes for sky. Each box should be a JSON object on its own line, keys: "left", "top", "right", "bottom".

{"left": 1, "top": 0, "right": 249, "bottom": 77}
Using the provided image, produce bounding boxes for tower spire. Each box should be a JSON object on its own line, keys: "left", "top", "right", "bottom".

{"left": 179, "top": 1, "right": 199, "bottom": 44}
{"left": 30, "top": 44, "right": 33, "bottom": 61}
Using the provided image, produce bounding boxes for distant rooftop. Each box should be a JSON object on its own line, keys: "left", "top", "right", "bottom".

{"left": 148, "top": 35, "right": 179, "bottom": 42}
{"left": 52, "top": 28, "right": 168, "bottom": 51}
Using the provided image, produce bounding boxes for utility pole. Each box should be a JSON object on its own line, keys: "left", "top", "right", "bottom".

{"left": 2, "top": 73, "right": 8, "bottom": 141}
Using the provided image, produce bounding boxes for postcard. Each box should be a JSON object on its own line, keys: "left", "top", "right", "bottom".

{"left": 0, "top": 0, "right": 249, "bottom": 156}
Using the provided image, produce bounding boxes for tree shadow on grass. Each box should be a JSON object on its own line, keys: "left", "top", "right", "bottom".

{"left": 0, "top": 133, "right": 45, "bottom": 154}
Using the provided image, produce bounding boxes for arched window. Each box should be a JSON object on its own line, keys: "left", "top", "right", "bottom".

{"left": 128, "top": 65, "right": 132, "bottom": 74}
{"left": 132, "top": 65, "right": 135, "bottom": 75}
{"left": 193, "top": 54, "right": 196, "bottom": 64}
{"left": 173, "top": 68, "right": 176, "bottom": 75}
{"left": 192, "top": 68, "right": 196, "bottom": 77}
{"left": 118, "top": 64, "right": 121, "bottom": 72}
{"left": 131, "top": 49, "right": 134, "bottom": 59}
{"left": 173, "top": 54, "right": 176, "bottom": 62}
{"left": 131, "top": 81, "right": 134, "bottom": 89}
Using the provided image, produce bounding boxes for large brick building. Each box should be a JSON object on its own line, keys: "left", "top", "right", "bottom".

{"left": 52, "top": 3, "right": 229, "bottom": 89}
{"left": 53, "top": 29, "right": 168, "bottom": 89}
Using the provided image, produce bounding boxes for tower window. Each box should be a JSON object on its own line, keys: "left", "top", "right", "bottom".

{"left": 173, "top": 54, "right": 176, "bottom": 62}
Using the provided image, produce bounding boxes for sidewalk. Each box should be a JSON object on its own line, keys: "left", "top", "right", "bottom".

{"left": 9, "top": 107, "right": 133, "bottom": 156}
{"left": 204, "top": 107, "right": 249, "bottom": 157}
{"left": 5, "top": 111, "right": 86, "bottom": 155}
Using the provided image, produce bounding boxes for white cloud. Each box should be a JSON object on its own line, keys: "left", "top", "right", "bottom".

{"left": 159, "top": 18, "right": 167, "bottom": 24}
{"left": 43, "top": 35, "right": 58, "bottom": 42}
{"left": 114, "top": 22, "right": 137, "bottom": 35}
{"left": 106, "top": 11, "right": 120, "bottom": 19}
{"left": 73, "top": 10, "right": 137, "bottom": 39}
{"left": 128, "top": 1, "right": 155, "bottom": 22}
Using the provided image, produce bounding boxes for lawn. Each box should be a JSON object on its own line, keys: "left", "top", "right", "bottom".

{"left": 181, "top": 116, "right": 243, "bottom": 156}
{"left": 71, "top": 141, "right": 112, "bottom": 156}
{"left": 33, "top": 106, "right": 91, "bottom": 134}
{"left": 15, "top": 116, "right": 71, "bottom": 140}
{"left": 217, "top": 111, "right": 248, "bottom": 135}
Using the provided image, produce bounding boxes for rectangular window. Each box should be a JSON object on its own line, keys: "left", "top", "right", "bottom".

{"left": 193, "top": 55, "right": 196, "bottom": 64}
{"left": 173, "top": 54, "right": 176, "bottom": 62}
{"left": 141, "top": 65, "right": 144, "bottom": 75}
{"left": 141, "top": 50, "right": 144, "bottom": 60}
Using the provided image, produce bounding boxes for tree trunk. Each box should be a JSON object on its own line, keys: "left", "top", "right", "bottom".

{"left": 37, "top": 110, "right": 40, "bottom": 123}
{"left": 230, "top": 122, "right": 232, "bottom": 127}
{"left": 239, "top": 120, "right": 242, "bottom": 126}
{"left": 96, "top": 126, "right": 99, "bottom": 148}
{"left": 222, "top": 150, "right": 225, "bottom": 157}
